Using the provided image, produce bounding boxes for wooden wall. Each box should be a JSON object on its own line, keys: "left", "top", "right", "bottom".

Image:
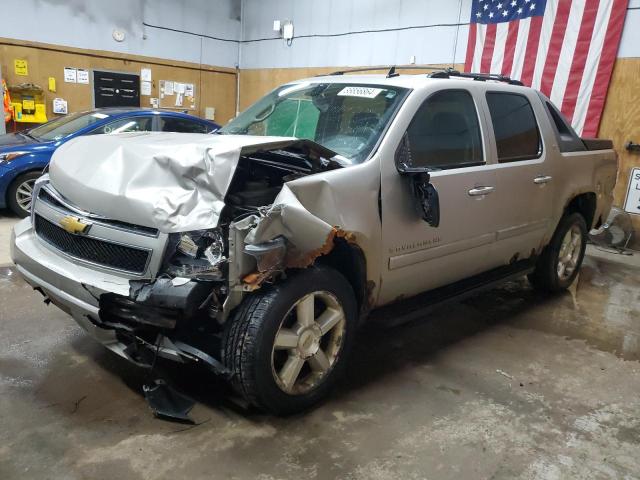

{"left": 0, "top": 38, "right": 238, "bottom": 125}
{"left": 597, "top": 58, "right": 640, "bottom": 243}
{"left": 240, "top": 61, "right": 640, "bottom": 245}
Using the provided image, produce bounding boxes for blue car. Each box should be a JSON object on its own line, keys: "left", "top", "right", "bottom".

{"left": 0, "top": 108, "right": 220, "bottom": 216}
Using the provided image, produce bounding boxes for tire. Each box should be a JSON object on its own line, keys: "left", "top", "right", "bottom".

{"left": 528, "top": 212, "right": 587, "bottom": 293}
{"left": 7, "top": 171, "right": 40, "bottom": 217}
{"left": 222, "top": 265, "right": 357, "bottom": 415}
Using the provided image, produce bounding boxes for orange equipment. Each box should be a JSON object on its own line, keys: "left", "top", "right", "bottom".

{"left": 2, "top": 79, "right": 11, "bottom": 123}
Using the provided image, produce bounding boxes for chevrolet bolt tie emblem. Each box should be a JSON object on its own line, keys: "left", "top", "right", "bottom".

{"left": 59, "top": 216, "right": 92, "bottom": 235}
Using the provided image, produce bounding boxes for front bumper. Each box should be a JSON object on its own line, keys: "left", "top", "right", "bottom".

{"left": 11, "top": 217, "right": 133, "bottom": 357}
{"left": 11, "top": 218, "right": 227, "bottom": 373}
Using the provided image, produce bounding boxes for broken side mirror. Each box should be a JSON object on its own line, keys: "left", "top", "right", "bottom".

{"left": 395, "top": 133, "right": 440, "bottom": 227}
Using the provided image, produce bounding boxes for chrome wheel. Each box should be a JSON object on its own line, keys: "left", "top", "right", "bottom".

{"left": 15, "top": 178, "right": 36, "bottom": 213}
{"left": 556, "top": 224, "right": 582, "bottom": 280}
{"left": 271, "top": 291, "right": 346, "bottom": 395}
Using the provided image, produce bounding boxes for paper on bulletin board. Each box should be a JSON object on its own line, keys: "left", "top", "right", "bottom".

{"left": 163, "top": 81, "right": 174, "bottom": 95}
{"left": 64, "top": 67, "right": 77, "bottom": 83}
{"left": 141, "top": 81, "right": 152, "bottom": 96}
{"left": 53, "top": 98, "right": 68, "bottom": 115}
{"left": 150, "top": 97, "right": 159, "bottom": 108}
{"left": 77, "top": 69, "right": 90, "bottom": 84}
{"left": 174, "top": 82, "right": 185, "bottom": 94}
{"left": 141, "top": 68, "right": 152, "bottom": 82}
{"left": 48, "top": 77, "right": 56, "bottom": 92}
{"left": 14, "top": 59, "right": 28, "bottom": 76}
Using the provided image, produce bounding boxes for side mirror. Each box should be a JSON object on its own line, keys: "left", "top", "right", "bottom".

{"left": 395, "top": 133, "right": 440, "bottom": 228}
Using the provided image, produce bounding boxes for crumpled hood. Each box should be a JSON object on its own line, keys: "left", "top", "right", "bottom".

{"left": 48, "top": 132, "right": 332, "bottom": 233}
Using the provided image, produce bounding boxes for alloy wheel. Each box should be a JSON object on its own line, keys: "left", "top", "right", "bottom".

{"left": 271, "top": 291, "right": 346, "bottom": 395}
{"left": 15, "top": 178, "right": 36, "bottom": 213}
{"left": 556, "top": 224, "right": 582, "bottom": 280}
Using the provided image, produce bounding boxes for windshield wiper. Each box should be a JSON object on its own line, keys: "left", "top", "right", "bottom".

{"left": 18, "top": 131, "right": 39, "bottom": 141}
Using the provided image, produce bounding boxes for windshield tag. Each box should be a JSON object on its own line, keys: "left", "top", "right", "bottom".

{"left": 337, "top": 87, "right": 383, "bottom": 99}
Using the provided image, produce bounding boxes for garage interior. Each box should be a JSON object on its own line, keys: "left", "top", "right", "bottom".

{"left": 1, "top": 1, "right": 640, "bottom": 479}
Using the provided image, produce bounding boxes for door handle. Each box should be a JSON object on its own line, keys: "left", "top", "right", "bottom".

{"left": 534, "top": 175, "right": 553, "bottom": 184}
{"left": 468, "top": 186, "right": 495, "bottom": 196}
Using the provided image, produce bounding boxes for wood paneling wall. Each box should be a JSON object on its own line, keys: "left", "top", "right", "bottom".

{"left": 240, "top": 61, "right": 640, "bottom": 244}
{"left": 597, "top": 58, "right": 640, "bottom": 243}
{"left": 0, "top": 39, "right": 238, "bottom": 125}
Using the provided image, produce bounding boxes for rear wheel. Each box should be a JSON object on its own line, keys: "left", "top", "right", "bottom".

{"left": 222, "top": 266, "right": 357, "bottom": 415}
{"left": 8, "top": 171, "right": 40, "bottom": 217}
{"left": 529, "top": 212, "right": 587, "bottom": 292}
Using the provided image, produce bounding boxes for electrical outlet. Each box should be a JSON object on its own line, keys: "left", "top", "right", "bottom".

{"left": 283, "top": 22, "right": 294, "bottom": 40}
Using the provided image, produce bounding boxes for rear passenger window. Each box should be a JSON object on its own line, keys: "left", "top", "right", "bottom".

{"left": 406, "top": 90, "right": 483, "bottom": 169}
{"left": 160, "top": 117, "right": 209, "bottom": 133}
{"left": 486, "top": 92, "right": 541, "bottom": 162}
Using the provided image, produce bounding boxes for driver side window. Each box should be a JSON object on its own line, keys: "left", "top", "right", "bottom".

{"left": 406, "top": 90, "right": 484, "bottom": 169}
{"left": 91, "top": 117, "right": 152, "bottom": 135}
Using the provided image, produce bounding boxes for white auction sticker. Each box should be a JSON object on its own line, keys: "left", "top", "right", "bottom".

{"left": 623, "top": 167, "right": 640, "bottom": 215}
{"left": 337, "top": 86, "right": 383, "bottom": 98}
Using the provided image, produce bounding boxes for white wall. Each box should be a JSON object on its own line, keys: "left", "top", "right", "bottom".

{"left": 1, "top": 0, "right": 241, "bottom": 68}
{"left": 240, "top": 0, "right": 640, "bottom": 69}
{"left": 240, "top": 0, "right": 472, "bottom": 69}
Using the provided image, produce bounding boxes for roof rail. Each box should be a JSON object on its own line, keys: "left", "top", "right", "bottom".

{"left": 326, "top": 65, "right": 448, "bottom": 78}
{"left": 429, "top": 69, "right": 524, "bottom": 86}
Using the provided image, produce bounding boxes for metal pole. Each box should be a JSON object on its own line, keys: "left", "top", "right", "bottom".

{"left": 0, "top": 68, "right": 6, "bottom": 135}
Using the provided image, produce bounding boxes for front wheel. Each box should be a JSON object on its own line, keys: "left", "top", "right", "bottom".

{"left": 529, "top": 212, "right": 587, "bottom": 292}
{"left": 222, "top": 265, "right": 357, "bottom": 415}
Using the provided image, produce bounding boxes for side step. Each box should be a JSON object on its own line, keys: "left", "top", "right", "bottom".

{"left": 370, "top": 259, "right": 535, "bottom": 328}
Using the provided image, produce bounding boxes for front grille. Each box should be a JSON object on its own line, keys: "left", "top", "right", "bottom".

{"left": 35, "top": 215, "right": 150, "bottom": 274}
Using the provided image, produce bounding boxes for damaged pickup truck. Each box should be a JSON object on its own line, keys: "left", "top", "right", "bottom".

{"left": 11, "top": 70, "right": 618, "bottom": 415}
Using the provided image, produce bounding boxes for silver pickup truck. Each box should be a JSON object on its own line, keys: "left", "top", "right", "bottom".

{"left": 11, "top": 69, "right": 618, "bottom": 415}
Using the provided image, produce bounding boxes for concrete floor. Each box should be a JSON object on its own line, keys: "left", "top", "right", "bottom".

{"left": 1, "top": 211, "right": 640, "bottom": 479}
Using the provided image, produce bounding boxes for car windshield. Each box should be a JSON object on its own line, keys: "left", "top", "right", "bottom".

{"left": 220, "top": 83, "right": 409, "bottom": 163}
{"left": 29, "top": 111, "right": 113, "bottom": 141}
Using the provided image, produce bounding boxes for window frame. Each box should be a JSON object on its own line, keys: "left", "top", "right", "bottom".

{"left": 398, "top": 88, "right": 486, "bottom": 171}
{"left": 485, "top": 91, "right": 543, "bottom": 164}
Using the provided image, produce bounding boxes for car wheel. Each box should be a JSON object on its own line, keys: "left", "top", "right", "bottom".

{"left": 7, "top": 171, "right": 41, "bottom": 218}
{"left": 528, "top": 212, "right": 587, "bottom": 293}
{"left": 222, "top": 265, "right": 357, "bottom": 415}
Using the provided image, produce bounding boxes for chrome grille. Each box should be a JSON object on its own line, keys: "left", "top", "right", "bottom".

{"left": 34, "top": 215, "right": 150, "bottom": 274}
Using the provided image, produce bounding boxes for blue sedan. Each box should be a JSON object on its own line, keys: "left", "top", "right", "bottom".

{"left": 0, "top": 108, "right": 220, "bottom": 216}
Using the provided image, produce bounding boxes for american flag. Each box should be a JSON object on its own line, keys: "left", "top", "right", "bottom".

{"left": 464, "top": 0, "right": 629, "bottom": 137}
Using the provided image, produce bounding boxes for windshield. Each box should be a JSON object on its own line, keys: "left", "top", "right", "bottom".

{"left": 220, "top": 83, "right": 409, "bottom": 163}
{"left": 29, "top": 111, "right": 112, "bottom": 141}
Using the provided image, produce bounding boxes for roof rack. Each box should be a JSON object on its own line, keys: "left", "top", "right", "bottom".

{"left": 323, "top": 65, "right": 524, "bottom": 85}
{"left": 429, "top": 69, "right": 524, "bottom": 86}
{"left": 326, "top": 65, "right": 447, "bottom": 78}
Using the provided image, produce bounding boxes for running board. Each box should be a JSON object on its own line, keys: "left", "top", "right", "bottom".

{"left": 370, "top": 259, "right": 535, "bottom": 328}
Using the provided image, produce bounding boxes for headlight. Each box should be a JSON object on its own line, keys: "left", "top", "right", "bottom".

{"left": 164, "top": 229, "right": 227, "bottom": 280}
{"left": 0, "top": 151, "right": 30, "bottom": 164}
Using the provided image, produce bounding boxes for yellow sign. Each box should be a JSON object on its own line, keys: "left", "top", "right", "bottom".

{"left": 22, "top": 99, "right": 35, "bottom": 111}
{"left": 14, "top": 59, "right": 28, "bottom": 76}
{"left": 48, "top": 77, "right": 56, "bottom": 92}
{"left": 59, "top": 216, "right": 92, "bottom": 235}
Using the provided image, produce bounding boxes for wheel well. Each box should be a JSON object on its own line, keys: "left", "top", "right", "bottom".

{"left": 316, "top": 238, "right": 368, "bottom": 314}
{"left": 5, "top": 168, "right": 41, "bottom": 203}
{"left": 565, "top": 193, "right": 597, "bottom": 229}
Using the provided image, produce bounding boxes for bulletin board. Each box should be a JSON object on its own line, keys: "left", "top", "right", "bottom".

{"left": 159, "top": 80, "right": 197, "bottom": 111}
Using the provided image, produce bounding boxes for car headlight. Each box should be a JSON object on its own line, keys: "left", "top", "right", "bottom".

{"left": 0, "top": 151, "right": 30, "bottom": 165}
{"left": 164, "top": 229, "right": 227, "bottom": 280}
